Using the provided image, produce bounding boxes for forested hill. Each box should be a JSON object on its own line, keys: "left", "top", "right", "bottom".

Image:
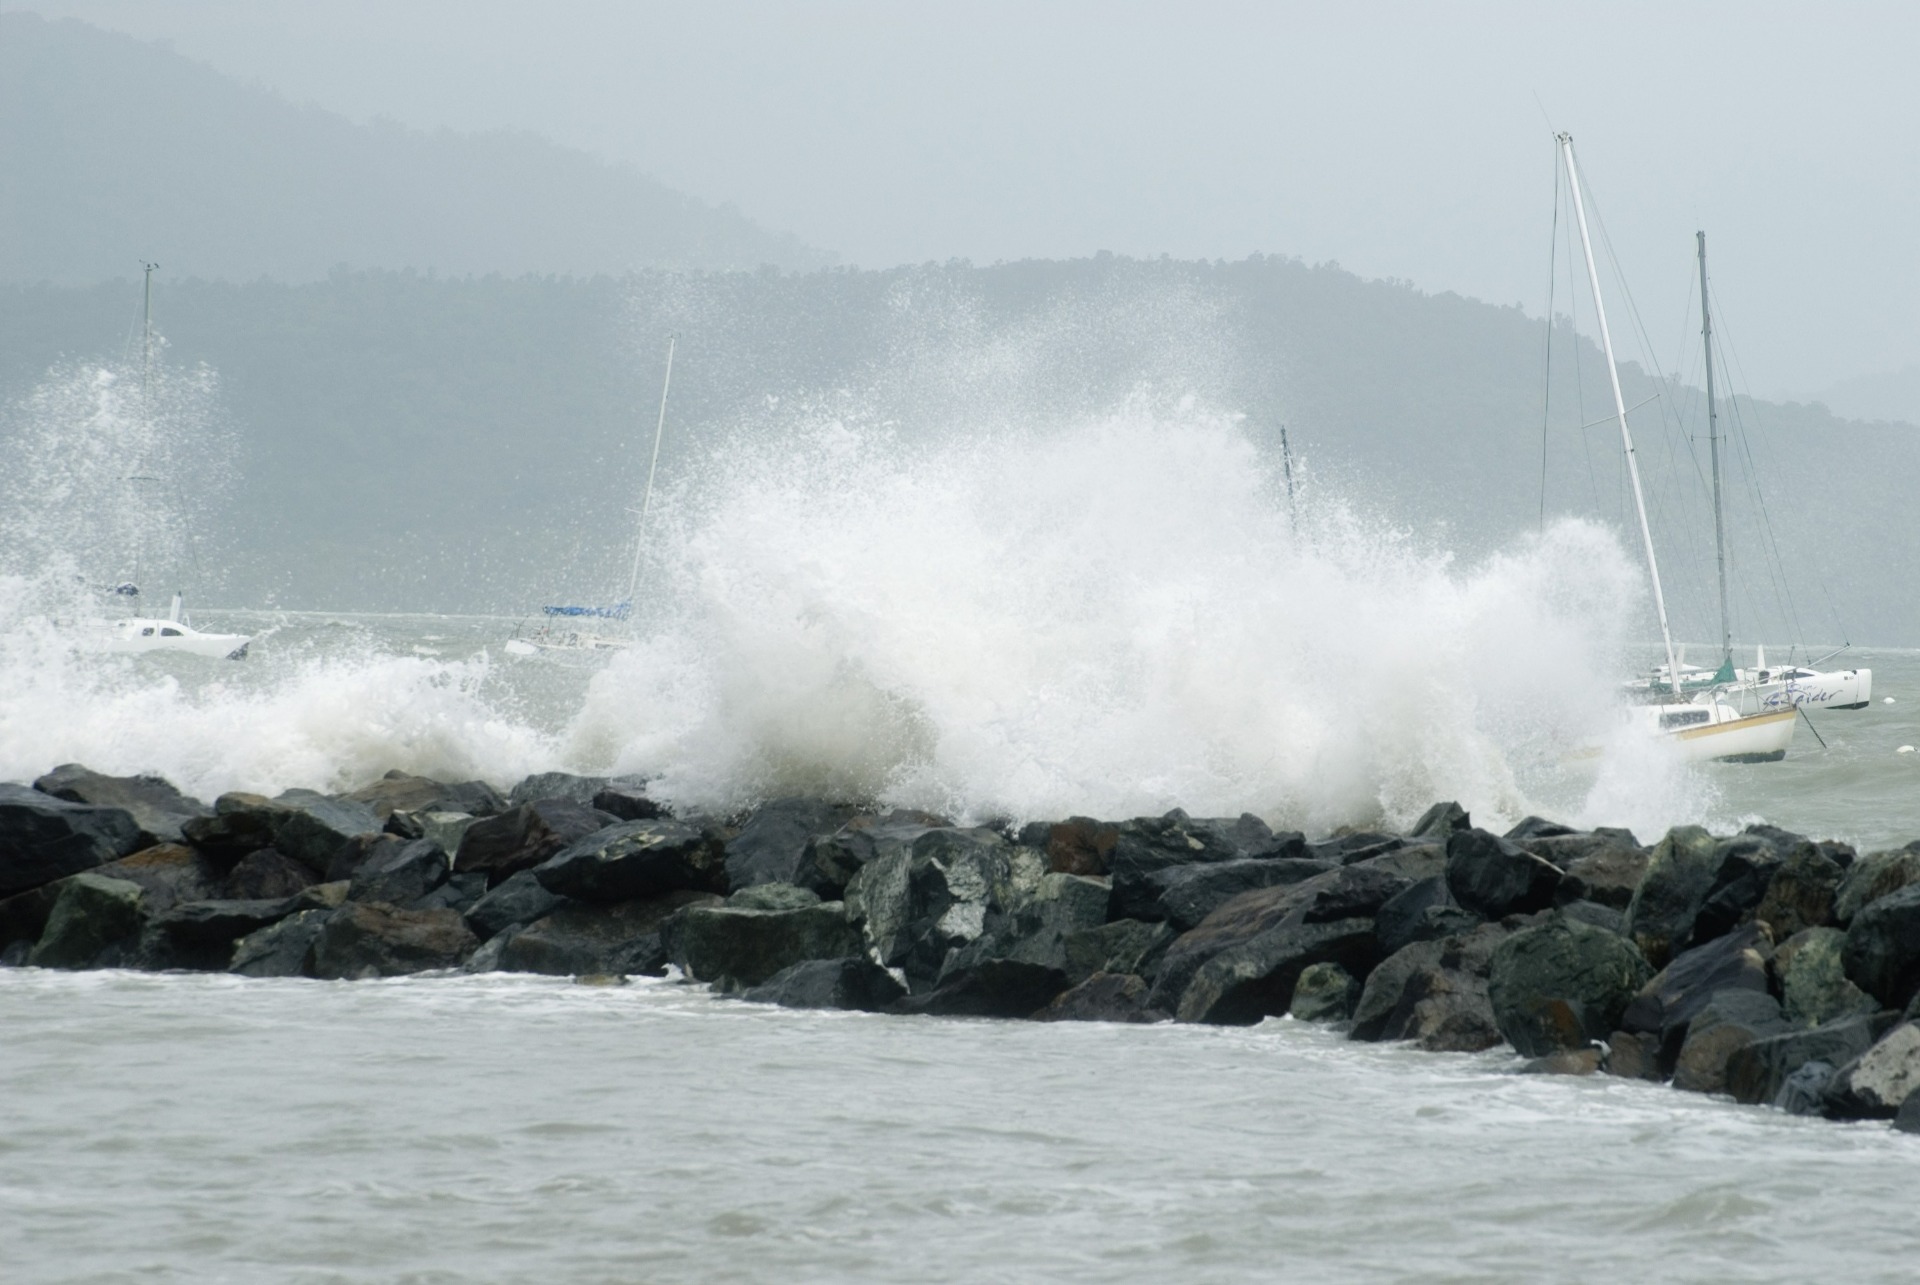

{"left": 0, "top": 11, "right": 828, "bottom": 283}
{"left": 2, "top": 255, "right": 1914, "bottom": 643}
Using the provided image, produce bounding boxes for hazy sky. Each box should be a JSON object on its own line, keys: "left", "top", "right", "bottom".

{"left": 16, "top": 0, "right": 1917, "bottom": 392}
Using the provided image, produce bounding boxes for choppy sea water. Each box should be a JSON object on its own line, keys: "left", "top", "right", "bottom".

{"left": 3, "top": 968, "right": 1915, "bottom": 1285}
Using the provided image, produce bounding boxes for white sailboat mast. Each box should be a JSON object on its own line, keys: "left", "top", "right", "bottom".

{"left": 626, "top": 334, "right": 678, "bottom": 609}
{"left": 1698, "top": 230, "right": 1731, "bottom": 667}
{"left": 1558, "top": 134, "right": 1681, "bottom": 695}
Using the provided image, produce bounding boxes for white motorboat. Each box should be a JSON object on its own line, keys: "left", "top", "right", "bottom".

{"left": 80, "top": 592, "right": 251, "bottom": 659}
{"left": 1639, "top": 698, "right": 1796, "bottom": 764}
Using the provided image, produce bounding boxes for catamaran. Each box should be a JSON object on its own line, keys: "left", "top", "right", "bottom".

{"left": 1556, "top": 134, "right": 1795, "bottom": 763}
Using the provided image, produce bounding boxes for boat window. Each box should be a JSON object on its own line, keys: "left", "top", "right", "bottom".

{"left": 1787, "top": 669, "right": 1813, "bottom": 679}
{"left": 1659, "top": 710, "right": 1711, "bottom": 729}
{"left": 160, "top": 627, "right": 183, "bottom": 637}
{"left": 140, "top": 627, "right": 154, "bottom": 636}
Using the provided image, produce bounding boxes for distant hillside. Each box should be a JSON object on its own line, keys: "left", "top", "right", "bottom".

{"left": 3, "top": 255, "right": 1915, "bottom": 643}
{"left": 0, "top": 11, "right": 830, "bottom": 283}
{"left": 1797, "top": 364, "right": 1920, "bottom": 429}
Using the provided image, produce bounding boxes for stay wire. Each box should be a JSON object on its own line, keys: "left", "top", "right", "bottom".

{"left": 1539, "top": 147, "right": 1562, "bottom": 532}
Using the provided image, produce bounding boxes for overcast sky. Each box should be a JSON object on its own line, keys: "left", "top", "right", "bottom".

{"left": 17, "top": 0, "right": 1917, "bottom": 393}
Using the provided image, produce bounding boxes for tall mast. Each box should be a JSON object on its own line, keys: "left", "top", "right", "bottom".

{"left": 1558, "top": 134, "right": 1681, "bottom": 695}
{"left": 1698, "top": 231, "right": 1731, "bottom": 668}
{"left": 141, "top": 262, "right": 158, "bottom": 410}
{"left": 626, "top": 334, "right": 677, "bottom": 609}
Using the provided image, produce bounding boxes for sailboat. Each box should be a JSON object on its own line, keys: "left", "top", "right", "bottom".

{"left": 1555, "top": 134, "right": 1795, "bottom": 763}
{"left": 73, "top": 265, "right": 252, "bottom": 662}
{"left": 1617, "top": 230, "right": 1872, "bottom": 714}
{"left": 506, "top": 336, "right": 677, "bottom": 657}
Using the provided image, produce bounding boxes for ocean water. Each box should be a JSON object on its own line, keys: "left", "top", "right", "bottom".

{"left": 3, "top": 968, "right": 1915, "bottom": 1284}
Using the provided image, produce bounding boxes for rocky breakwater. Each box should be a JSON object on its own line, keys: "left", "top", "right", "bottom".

{"left": 9, "top": 769, "right": 1920, "bottom": 1131}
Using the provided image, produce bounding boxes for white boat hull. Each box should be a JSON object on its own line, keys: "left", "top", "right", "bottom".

{"left": 86, "top": 618, "right": 252, "bottom": 659}
{"left": 1647, "top": 703, "right": 1796, "bottom": 764}
{"left": 1742, "top": 666, "right": 1872, "bottom": 712}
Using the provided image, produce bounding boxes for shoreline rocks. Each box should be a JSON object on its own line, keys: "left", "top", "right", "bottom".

{"left": 9, "top": 768, "right": 1920, "bottom": 1132}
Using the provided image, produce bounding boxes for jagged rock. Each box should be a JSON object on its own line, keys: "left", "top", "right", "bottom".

{"left": 454, "top": 798, "right": 620, "bottom": 887}
{"left": 387, "top": 810, "right": 480, "bottom": 856}
{"left": 1672, "top": 989, "right": 1790, "bottom": 1095}
{"left": 1776, "top": 1060, "right": 1837, "bottom": 1115}
{"left": 88, "top": 843, "right": 223, "bottom": 915}
{"left": 1062, "top": 919, "right": 1175, "bottom": 985}
{"left": 193, "top": 791, "right": 381, "bottom": 876}
{"left": 323, "top": 833, "right": 406, "bottom": 884}
{"left": 1505, "top": 816, "right": 1577, "bottom": 842}
{"left": 347, "top": 838, "right": 449, "bottom": 906}
{"left": 889, "top": 958, "right": 1069, "bottom": 1018}
{"left": 1035, "top": 972, "right": 1165, "bottom": 1023}
{"left": 489, "top": 892, "right": 715, "bottom": 976}
{"left": 729, "top": 882, "right": 821, "bottom": 911}
{"left": 1488, "top": 916, "right": 1652, "bottom": 1057}
{"left": 1679, "top": 834, "right": 1789, "bottom": 953}
{"left": 310, "top": 903, "right": 479, "bottom": 978}
{"left": 32, "top": 764, "right": 210, "bottom": 843}
{"left": 1349, "top": 923, "right": 1507, "bottom": 1052}
{"left": 0, "top": 881, "right": 63, "bottom": 955}
{"left": 724, "top": 800, "right": 861, "bottom": 889}
{"left": 1824, "top": 1023, "right": 1920, "bottom": 1118}
{"left": 667, "top": 900, "right": 862, "bottom": 987}
{"left": 1547, "top": 837, "right": 1650, "bottom": 911}
{"left": 26, "top": 872, "right": 145, "bottom": 968}
{"left": 1409, "top": 800, "right": 1470, "bottom": 840}
{"left": 844, "top": 828, "right": 1015, "bottom": 986}
{"left": 1755, "top": 845, "right": 1844, "bottom": 939}
{"left": 1020, "top": 816, "right": 1121, "bottom": 877}
{"left": 0, "top": 784, "right": 144, "bottom": 896}
{"left": 1175, "top": 917, "right": 1381, "bottom": 1025}
{"left": 341, "top": 770, "right": 505, "bottom": 820}
{"left": 1291, "top": 961, "right": 1359, "bottom": 1021}
{"left": 1444, "top": 828, "right": 1561, "bottom": 919}
{"left": 1842, "top": 883, "right": 1920, "bottom": 1009}
{"left": 288, "top": 881, "right": 350, "bottom": 912}
{"left": 229, "top": 908, "right": 332, "bottom": 978}
{"left": 1105, "top": 811, "right": 1303, "bottom": 921}
{"left": 462, "top": 869, "right": 572, "bottom": 941}
{"left": 506, "top": 771, "right": 618, "bottom": 808}
{"left": 1725, "top": 1013, "right": 1888, "bottom": 1106}
{"left": 1895, "top": 1089, "right": 1920, "bottom": 1134}
{"left": 223, "top": 849, "right": 316, "bottom": 900}
{"left": 1307, "top": 832, "right": 1406, "bottom": 866}
{"left": 410, "top": 872, "right": 486, "bottom": 914}
{"left": 1775, "top": 927, "right": 1880, "bottom": 1027}
{"left": 1605, "top": 1030, "right": 1664, "bottom": 1080}
{"left": 1149, "top": 862, "right": 1410, "bottom": 1014}
{"left": 739, "top": 956, "right": 907, "bottom": 1012}
{"left": 589, "top": 785, "right": 668, "bottom": 822}
{"left": 1126, "top": 857, "right": 1334, "bottom": 930}
{"left": 533, "top": 819, "right": 726, "bottom": 903}
{"left": 1374, "top": 876, "right": 1480, "bottom": 957}
{"left": 1618, "top": 924, "right": 1773, "bottom": 1072}
{"left": 1523, "top": 1049, "right": 1602, "bottom": 1075}
{"left": 137, "top": 898, "right": 298, "bottom": 970}
{"left": 1834, "top": 843, "right": 1920, "bottom": 924}
{"left": 798, "top": 813, "right": 944, "bottom": 899}
{"left": 940, "top": 872, "right": 1109, "bottom": 981}
{"left": 1623, "top": 825, "right": 1719, "bottom": 969}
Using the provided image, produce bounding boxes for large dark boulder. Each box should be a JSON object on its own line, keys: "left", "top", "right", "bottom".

{"left": 1034, "top": 972, "right": 1166, "bottom": 1023}
{"left": 1290, "top": 962, "right": 1360, "bottom": 1022}
{"left": 311, "top": 903, "right": 479, "bottom": 978}
{"left": 1725, "top": 1013, "right": 1889, "bottom": 1107}
{"left": 1672, "top": 989, "right": 1791, "bottom": 1095}
{"left": 1020, "top": 816, "right": 1121, "bottom": 877}
{"left": 347, "top": 838, "right": 449, "bottom": 906}
{"left": 939, "top": 873, "right": 1111, "bottom": 980}
{"left": 1062, "top": 919, "right": 1175, "bottom": 985}
{"left": 667, "top": 900, "right": 863, "bottom": 988}
{"left": 1175, "top": 917, "right": 1381, "bottom": 1025}
{"left": 1488, "top": 916, "right": 1652, "bottom": 1057}
{"left": 463, "top": 869, "right": 573, "bottom": 941}
{"left": 1754, "top": 844, "right": 1844, "bottom": 939}
{"left": 1833, "top": 843, "right": 1920, "bottom": 924}
{"left": 26, "top": 872, "right": 145, "bottom": 968}
{"left": 229, "top": 908, "right": 333, "bottom": 978}
{"left": 1444, "top": 828, "right": 1561, "bottom": 919}
{"left": 589, "top": 784, "right": 668, "bottom": 822}
{"left": 482, "top": 892, "right": 716, "bottom": 976}
{"left": 889, "top": 958, "right": 1069, "bottom": 1018}
{"left": 724, "top": 799, "right": 862, "bottom": 889}
{"left": 1842, "top": 883, "right": 1920, "bottom": 1010}
{"left": 533, "top": 819, "right": 726, "bottom": 903}
{"left": 1350, "top": 923, "right": 1509, "bottom": 1052}
{"left": 223, "top": 849, "right": 316, "bottom": 900}
{"left": 136, "top": 898, "right": 296, "bottom": 970}
{"left": 844, "top": 827, "right": 1017, "bottom": 987}
{"left": 340, "top": 770, "right": 505, "bottom": 820}
{"left": 454, "top": 798, "right": 620, "bottom": 888}
{"left": 1409, "top": 801, "right": 1470, "bottom": 840}
{"left": 740, "top": 956, "right": 907, "bottom": 1012}
{"left": 1680, "top": 834, "right": 1789, "bottom": 954}
{"left": 192, "top": 791, "right": 382, "bottom": 876}
{"left": 1617, "top": 923, "right": 1773, "bottom": 1073}
{"left": 1106, "top": 810, "right": 1303, "bottom": 920}
{"left": 1374, "top": 876, "right": 1480, "bottom": 957}
{"left": 1623, "top": 825, "right": 1719, "bottom": 969}
{"left": 506, "top": 771, "right": 621, "bottom": 808}
{"left": 32, "top": 765, "right": 210, "bottom": 843}
{"left": 1824, "top": 1022, "right": 1920, "bottom": 1118}
{"left": 0, "top": 784, "right": 145, "bottom": 896}
{"left": 1543, "top": 835, "right": 1649, "bottom": 911}
{"left": 87, "top": 843, "right": 223, "bottom": 915}
{"left": 797, "top": 812, "right": 945, "bottom": 899}
{"left": 1775, "top": 927, "right": 1880, "bottom": 1027}
{"left": 1126, "top": 857, "right": 1333, "bottom": 930}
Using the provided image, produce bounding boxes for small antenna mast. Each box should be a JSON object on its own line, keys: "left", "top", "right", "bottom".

{"left": 1279, "top": 423, "right": 1297, "bottom": 532}
{"left": 141, "top": 262, "right": 159, "bottom": 410}
{"left": 626, "top": 334, "right": 678, "bottom": 609}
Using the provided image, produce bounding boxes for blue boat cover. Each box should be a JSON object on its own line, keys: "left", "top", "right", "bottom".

{"left": 542, "top": 602, "right": 630, "bottom": 619}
